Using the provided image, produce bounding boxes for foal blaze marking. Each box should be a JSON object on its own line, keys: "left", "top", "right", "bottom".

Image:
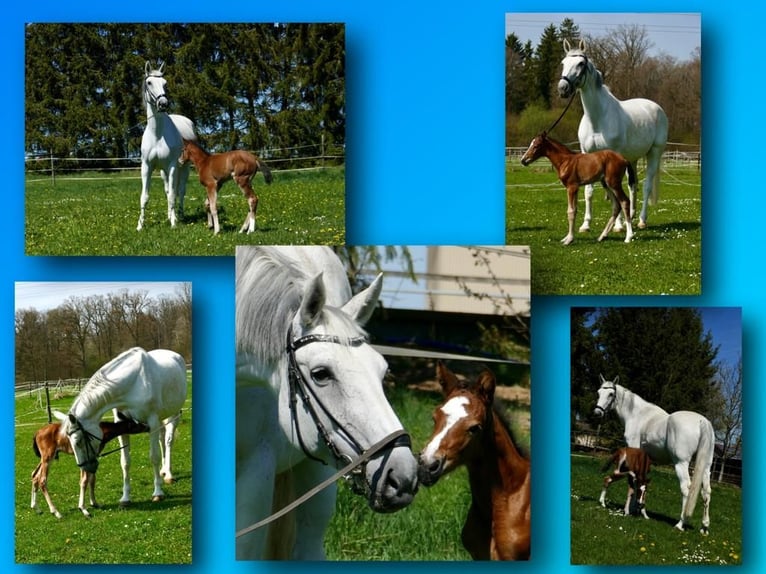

{"left": 599, "top": 446, "right": 651, "bottom": 519}
{"left": 31, "top": 417, "right": 149, "bottom": 518}
{"left": 418, "top": 362, "right": 531, "bottom": 561}
{"left": 520, "top": 131, "right": 636, "bottom": 245}
{"left": 180, "top": 139, "right": 273, "bottom": 234}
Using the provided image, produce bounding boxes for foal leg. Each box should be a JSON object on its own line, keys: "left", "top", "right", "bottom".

{"left": 597, "top": 186, "right": 621, "bottom": 242}
{"left": 579, "top": 183, "right": 594, "bottom": 232}
{"left": 237, "top": 178, "right": 259, "bottom": 234}
{"left": 562, "top": 185, "right": 578, "bottom": 245}
{"left": 78, "top": 469, "right": 93, "bottom": 518}
{"left": 206, "top": 185, "right": 221, "bottom": 234}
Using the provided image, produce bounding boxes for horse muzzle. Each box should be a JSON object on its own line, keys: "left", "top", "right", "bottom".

{"left": 367, "top": 444, "right": 419, "bottom": 513}
{"left": 78, "top": 459, "right": 100, "bottom": 474}
{"left": 417, "top": 454, "right": 444, "bottom": 487}
{"left": 558, "top": 78, "right": 574, "bottom": 98}
{"left": 156, "top": 96, "right": 170, "bottom": 111}
{"left": 593, "top": 405, "right": 606, "bottom": 418}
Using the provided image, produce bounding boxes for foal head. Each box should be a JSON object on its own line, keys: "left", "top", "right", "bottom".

{"left": 418, "top": 362, "right": 496, "bottom": 486}
{"left": 520, "top": 132, "right": 550, "bottom": 166}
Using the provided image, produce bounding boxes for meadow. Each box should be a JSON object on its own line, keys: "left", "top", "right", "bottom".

{"left": 25, "top": 166, "right": 345, "bottom": 256}
{"left": 506, "top": 163, "right": 701, "bottom": 295}
{"left": 325, "top": 380, "right": 531, "bottom": 560}
{"left": 14, "top": 373, "right": 193, "bottom": 564}
{"left": 571, "top": 453, "right": 741, "bottom": 566}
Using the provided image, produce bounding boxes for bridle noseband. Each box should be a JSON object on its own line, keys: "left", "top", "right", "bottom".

{"left": 594, "top": 382, "right": 617, "bottom": 416}
{"left": 66, "top": 415, "right": 102, "bottom": 470}
{"left": 286, "top": 325, "right": 412, "bottom": 495}
{"left": 144, "top": 72, "right": 169, "bottom": 109}
{"left": 559, "top": 53, "right": 589, "bottom": 93}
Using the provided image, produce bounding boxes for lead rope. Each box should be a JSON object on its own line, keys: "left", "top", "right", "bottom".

{"left": 235, "top": 428, "right": 410, "bottom": 539}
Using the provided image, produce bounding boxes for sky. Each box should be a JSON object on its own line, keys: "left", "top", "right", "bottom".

{"left": 14, "top": 281, "right": 187, "bottom": 311}
{"left": 699, "top": 307, "right": 742, "bottom": 370}
{"left": 505, "top": 13, "right": 701, "bottom": 61}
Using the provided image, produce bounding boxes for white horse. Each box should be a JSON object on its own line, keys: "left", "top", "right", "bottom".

{"left": 137, "top": 61, "right": 198, "bottom": 231}
{"left": 594, "top": 375, "right": 714, "bottom": 533}
{"left": 235, "top": 246, "right": 419, "bottom": 560}
{"left": 55, "top": 347, "right": 187, "bottom": 514}
{"left": 558, "top": 39, "right": 668, "bottom": 232}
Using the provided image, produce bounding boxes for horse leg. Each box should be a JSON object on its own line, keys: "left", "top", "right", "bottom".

{"left": 700, "top": 465, "right": 712, "bottom": 534}
{"left": 578, "top": 183, "right": 593, "bottom": 232}
{"left": 177, "top": 163, "right": 190, "bottom": 220}
{"left": 162, "top": 167, "right": 179, "bottom": 227}
{"left": 597, "top": 185, "right": 620, "bottom": 242}
{"left": 118, "top": 434, "right": 132, "bottom": 506}
{"left": 624, "top": 472, "right": 637, "bottom": 516}
{"left": 149, "top": 423, "right": 167, "bottom": 502}
{"left": 237, "top": 178, "right": 259, "bottom": 234}
{"left": 599, "top": 475, "right": 613, "bottom": 507}
{"left": 673, "top": 461, "right": 692, "bottom": 531}
{"left": 562, "top": 185, "right": 578, "bottom": 245}
{"left": 206, "top": 184, "right": 221, "bottom": 234}
{"left": 638, "top": 484, "right": 649, "bottom": 519}
{"left": 137, "top": 162, "right": 153, "bottom": 231}
{"left": 640, "top": 150, "right": 662, "bottom": 228}
{"left": 78, "top": 469, "right": 93, "bottom": 518}
{"left": 159, "top": 413, "right": 180, "bottom": 484}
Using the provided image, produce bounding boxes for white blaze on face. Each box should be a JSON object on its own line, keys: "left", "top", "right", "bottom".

{"left": 422, "top": 396, "right": 470, "bottom": 460}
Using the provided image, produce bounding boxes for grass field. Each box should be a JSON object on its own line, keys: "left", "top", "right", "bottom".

{"left": 325, "top": 381, "right": 531, "bottom": 560}
{"left": 506, "top": 163, "right": 701, "bottom": 295}
{"left": 571, "top": 453, "right": 741, "bottom": 566}
{"left": 14, "top": 373, "right": 192, "bottom": 564}
{"left": 25, "top": 166, "right": 345, "bottom": 256}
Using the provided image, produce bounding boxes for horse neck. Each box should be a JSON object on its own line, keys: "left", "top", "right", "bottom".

{"left": 578, "top": 71, "right": 620, "bottom": 128}
{"left": 541, "top": 138, "right": 575, "bottom": 170}
{"left": 145, "top": 101, "right": 168, "bottom": 136}
{"left": 186, "top": 143, "right": 209, "bottom": 167}
{"left": 613, "top": 385, "right": 668, "bottom": 426}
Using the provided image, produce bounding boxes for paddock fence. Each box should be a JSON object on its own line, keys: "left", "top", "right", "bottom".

{"left": 25, "top": 140, "right": 345, "bottom": 184}
{"left": 572, "top": 429, "right": 741, "bottom": 487}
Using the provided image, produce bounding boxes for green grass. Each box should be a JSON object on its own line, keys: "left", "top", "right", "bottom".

{"left": 506, "top": 163, "right": 701, "bottom": 295}
{"left": 325, "top": 383, "right": 531, "bottom": 560}
{"left": 571, "top": 453, "right": 741, "bottom": 566}
{"left": 25, "top": 166, "right": 345, "bottom": 256}
{"left": 14, "top": 373, "right": 193, "bottom": 564}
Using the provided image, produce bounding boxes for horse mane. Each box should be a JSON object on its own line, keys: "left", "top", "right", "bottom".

{"left": 490, "top": 400, "right": 529, "bottom": 460}
{"left": 235, "top": 247, "right": 365, "bottom": 368}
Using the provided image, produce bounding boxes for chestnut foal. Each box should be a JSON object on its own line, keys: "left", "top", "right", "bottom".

{"left": 599, "top": 446, "right": 652, "bottom": 519}
{"left": 520, "top": 131, "right": 636, "bottom": 245}
{"left": 419, "top": 362, "right": 531, "bottom": 560}
{"left": 180, "top": 139, "right": 272, "bottom": 234}
{"left": 31, "top": 415, "right": 149, "bottom": 518}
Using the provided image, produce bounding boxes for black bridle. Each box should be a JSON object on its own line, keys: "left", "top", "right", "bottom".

{"left": 66, "top": 415, "right": 102, "bottom": 470}
{"left": 285, "top": 325, "right": 412, "bottom": 495}
{"left": 547, "top": 53, "right": 588, "bottom": 134}
{"left": 594, "top": 382, "right": 617, "bottom": 416}
{"left": 143, "top": 72, "right": 169, "bottom": 109}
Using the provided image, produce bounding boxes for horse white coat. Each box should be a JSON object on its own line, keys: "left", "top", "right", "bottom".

{"left": 558, "top": 40, "right": 668, "bottom": 232}
{"left": 235, "top": 246, "right": 418, "bottom": 560}
{"left": 137, "top": 61, "right": 198, "bottom": 231}
{"left": 594, "top": 375, "right": 714, "bottom": 533}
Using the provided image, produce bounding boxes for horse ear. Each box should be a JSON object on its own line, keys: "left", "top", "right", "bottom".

{"left": 599, "top": 373, "right": 606, "bottom": 385}
{"left": 563, "top": 38, "right": 571, "bottom": 53}
{"left": 436, "top": 361, "right": 460, "bottom": 396}
{"left": 613, "top": 375, "right": 620, "bottom": 385}
{"left": 578, "top": 38, "right": 586, "bottom": 51}
{"left": 342, "top": 273, "right": 382, "bottom": 326}
{"left": 299, "top": 272, "right": 326, "bottom": 328}
{"left": 145, "top": 61, "right": 151, "bottom": 76}
{"left": 158, "top": 60, "right": 165, "bottom": 75}
{"left": 475, "top": 369, "right": 496, "bottom": 404}
{"left": 52, "top": 410, "right": 66, "bottom": 422}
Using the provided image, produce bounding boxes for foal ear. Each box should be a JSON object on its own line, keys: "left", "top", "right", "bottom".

{"left": 342, "top": 273, "right": 382, "bottom": 326}
{"left": 52, "top": 410, "right": 67, "bottom": 422}
{"left": 436, "top": 361, "right": 460, "bottom": 396}
{"left": 299, "top": 272, "right": 326, "bottom": 329}
{"left": 475, "top": 369, "right": 497, "bottom": 404}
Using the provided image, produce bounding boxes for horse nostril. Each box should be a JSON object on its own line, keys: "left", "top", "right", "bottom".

{"left": 386, "top": 469, "right": 401, "bottom": 492}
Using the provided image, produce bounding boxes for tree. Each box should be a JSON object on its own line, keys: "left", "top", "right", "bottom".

{"left": 708, "top": 358, "right": 743, "bottom": 481}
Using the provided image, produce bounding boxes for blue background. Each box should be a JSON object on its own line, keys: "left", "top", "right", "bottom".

{"left": 1, "top": 0, "right": 759, "bottom": 571}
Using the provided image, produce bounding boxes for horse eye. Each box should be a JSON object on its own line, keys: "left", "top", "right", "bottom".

{"left": 310, "top": 367, "right": 333, "bottom": 384}
{"left": 468, "top": 424, "right": 482, "bottom": 435}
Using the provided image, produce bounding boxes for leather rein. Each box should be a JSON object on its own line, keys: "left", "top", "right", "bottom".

{"left": 235, "top": 326, "right": 412, "bottom": 539}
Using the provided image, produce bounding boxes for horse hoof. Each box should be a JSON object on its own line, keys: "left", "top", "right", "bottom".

{"left": 700, "top": 527, "right": 709, "bottom": 536}
{"left": 152, "top": 495, "right": 165, "bottom": 503}
{"left": 119, "top": 500, "right": 132, "bottom": 508}
{"left": 638, "top": 221, "right": 647, "bottom": 229}
{"left": 163, "top": 476, "right": 176, "bottom": 485}
{"left": 578, "top": 225, "right": 590, "bottom": 233}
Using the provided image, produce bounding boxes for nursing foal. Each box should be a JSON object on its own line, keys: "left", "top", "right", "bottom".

{"left": 180, "top": 139, "right": 273, "bottom": 234}
{"left": 599, "top": 446, "right": 652, "bottom": 519}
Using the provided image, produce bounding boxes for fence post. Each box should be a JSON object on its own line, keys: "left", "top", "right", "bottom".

{"left": 45, "top": 382, "right": 52, "bottom": 423}
{"left": 50, "top": 152, "right": 56, "bottom": 188}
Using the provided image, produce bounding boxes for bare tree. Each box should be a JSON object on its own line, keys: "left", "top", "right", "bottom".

{"left": 709, "top": 357, "right": 743, "bottom": 482}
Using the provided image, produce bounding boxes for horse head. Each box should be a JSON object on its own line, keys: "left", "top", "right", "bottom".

{"left": 558, "top": 41, "right": 591, "bottom": 98}
{"left": 54, "top": 410, "right": 103, "bottom": 474}
{"left": 520, "top": 131, "right": 547, "bottom": 166}
{"left": 285, "top": 271, "right": 418, "bottom": 512}
{"left": 418, "top": 362, "right": 496, "bottom": 486}
{"left": 144, "top": 60, "right": 170, "bottom": 111}
{"left": 594, "top": 374, "right": 619, "bottom": 418}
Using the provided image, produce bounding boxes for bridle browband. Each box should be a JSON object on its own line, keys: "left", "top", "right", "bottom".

{"left": 286, "top": 325, "right": 412, "bottom": 492}
{"left": 594, "top": 381, "right": 617, "bottom": 415}
{"left": 144, "top": 71, "right": 168, "bottom": 109}
{"left": 547, "top": 53, "right": 588, "bottom": 134}
{"left": 65, "top": 416, "right": 102, "bottom": 470}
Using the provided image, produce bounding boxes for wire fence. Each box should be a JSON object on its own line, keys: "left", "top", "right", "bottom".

{"left": 507, "top": 143, "right": 701, "bottom": 170}
{"left": 25, "top": 141, "right": 345, "bottom": 183}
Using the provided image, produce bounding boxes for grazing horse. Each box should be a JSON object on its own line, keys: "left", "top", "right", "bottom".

{"left": 521, "top": 131, "right": 635, "bottom": 245}
{"left": 179, "top": 139, "right": 273, "bottom": 234}
{"left": 419, "top": 362, "right": 531, "bottom": 560}
{"left": 137, "top": 60, "right": 198, "bottom": 231}
{"left": 55, "top": 347, "right": 187, "bottom": 506}
{"left": 599, "top": 446, "right": 652, "bottom": 519}
{"left": 558, "top": 39, "right": 668, "bottom": 231}
{"left": 594, "top": 375, "right": 714, "bottom": 533}
{"left": 235, "top": 246, "right": 418, "bottom": 560}
{"left": 31, "top": 416, "right": 149, "bottom": 518}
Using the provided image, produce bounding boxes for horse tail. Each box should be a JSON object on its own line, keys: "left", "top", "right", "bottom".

{"left": 626, "top": 162, "right": 637, "bottom": 190}
{"left": 683, "top": 419, "right": 714, "bottom": 522}
{"left": 258, "top": 160, "right": 273, "bottom": 185}
{"left": 264, "top": 470, "right": 296, "bottom": 559}
{"left": 32, "top": 434, "right": 42, "bottom": 459}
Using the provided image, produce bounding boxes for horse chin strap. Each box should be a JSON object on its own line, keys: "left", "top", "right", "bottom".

{"left": 285, "top": 325, "right": 412, "bottom": 496}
